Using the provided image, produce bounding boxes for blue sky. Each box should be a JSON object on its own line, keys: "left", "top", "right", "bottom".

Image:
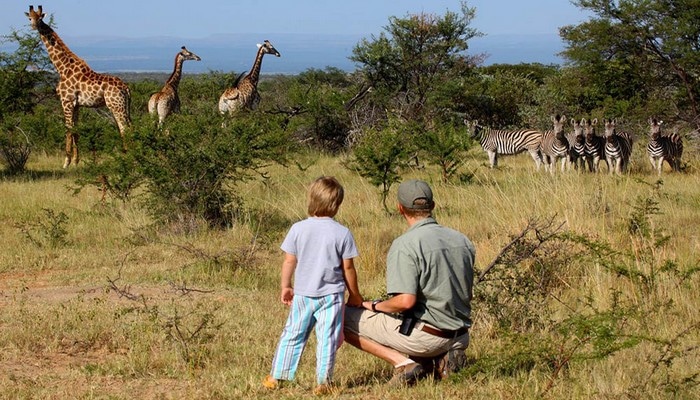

{"left": 3, "top": 1, "right": 587, "bottom": 39}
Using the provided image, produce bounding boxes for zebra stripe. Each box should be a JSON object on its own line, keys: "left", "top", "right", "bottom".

{"left": 540, "top": 115, "right": 570, "bottom": 173}
{"left": 647, "top": 118, "right": 683, "bottom": 175}
{"left": 465, "top": 120, "right": 543, "bottom": 169}
{"left": 566, "top": 118, "right": 586, "bottom": 170}
{"left": 583, "top": 118, "right": 608, "bottom": 173}
{"left": 603, "top": 119, "right": 635, "bottom": 175}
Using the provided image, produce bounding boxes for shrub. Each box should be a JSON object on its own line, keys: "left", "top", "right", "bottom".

{"left": 0, "top": 123, "right": 31, "bottom": 175}
{"left": 345, "top": 119, "right": 413, "bottom": 213}
{"left": 130, "top": 111, "right": 293, "bottom": 229}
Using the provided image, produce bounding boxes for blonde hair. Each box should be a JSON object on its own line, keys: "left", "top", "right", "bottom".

{"left": 307, "top": 176, "right": 344, "bottom": 217}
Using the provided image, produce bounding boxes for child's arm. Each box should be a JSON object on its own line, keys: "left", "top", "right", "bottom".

{"left": 280, "top": 252, "right": 296, "bottom": 306}
{"left": 342, "top": 258, "right": 363, "bottom": 306}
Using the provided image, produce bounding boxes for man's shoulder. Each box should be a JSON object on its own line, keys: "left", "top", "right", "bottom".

{"left": 402, "top": 221, "right": 473, "bottom": 247}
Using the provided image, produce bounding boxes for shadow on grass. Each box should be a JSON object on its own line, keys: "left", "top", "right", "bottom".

{"left": 343, "top": 369, "right": 391, "bottom": 388}
{"left": 0, "top": 167, "right": 81, "bottom": 182}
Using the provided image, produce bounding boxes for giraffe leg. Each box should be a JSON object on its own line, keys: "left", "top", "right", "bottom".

{"left": 62, "top": 99, "right": 78, "bottom": 168}
{"left": 63, "top": 129, "right": 73, "bottom": 169}
{"left": 107, "top": 103, "right": 131, "bottom": 151}
{"left": 72, "top": 131, "right": 80, "bottom": 166}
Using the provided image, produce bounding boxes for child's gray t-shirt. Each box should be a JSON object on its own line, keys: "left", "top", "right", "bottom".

{"left": 281, "top": 217, "right": 358, "bottom": 297}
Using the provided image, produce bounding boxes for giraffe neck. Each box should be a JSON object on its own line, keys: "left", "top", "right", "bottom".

{"left": 36, "top": 19, "right": 91, "bottom": 76}
{"left": 247, "top": 47, "right": 266, "bottom": 86}
{"left": 165, "top": 55, "right": 185, "bottom": 90}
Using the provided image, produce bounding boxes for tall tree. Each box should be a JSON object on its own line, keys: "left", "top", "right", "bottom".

{"left": 0, "top": 25, "right": 55, "bottom": 118}
{"left": 350, "top": 1, "right": 481, "bottom": 123}
{"left": 561, "top": 0, "right": 700, "bottom": 126}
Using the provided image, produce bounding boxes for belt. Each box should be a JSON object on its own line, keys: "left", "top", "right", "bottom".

{"left": 419, "top": 324, "right": 468, "bottom": 339}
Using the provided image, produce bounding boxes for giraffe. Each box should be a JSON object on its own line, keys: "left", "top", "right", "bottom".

{"left": 148, "top": 46, "right": 201, "bottom": 126}
{"left": 218, "top": 40, "right": 281, "bottom": 114}
{"left": 25, "top": 5, "right": 131, "bottom": 168}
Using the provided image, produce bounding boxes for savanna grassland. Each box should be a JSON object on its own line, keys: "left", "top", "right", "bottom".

{"left": 3, "top": 2, "right": 700, "bottom": 398}
{"left": 1, "top": 147, "right": 698, "bottom": 400}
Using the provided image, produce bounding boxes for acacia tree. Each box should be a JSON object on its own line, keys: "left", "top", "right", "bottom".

{"left": 1, "top": 25, "right": 61, "bottom": 173}
{"left": 350, "top": 1, "right": 481, "bottom": 124}
{"left": 0, "top": 22, "right": 57, "bottom": 118}
{"left": 270, "top": 67, "right": 354, "bottom": 152}
{"left": 561, "top": 0, "right": 700, "bottom": 127}
{"left": 347, "top": 1, "right": 482, "bottom": 191}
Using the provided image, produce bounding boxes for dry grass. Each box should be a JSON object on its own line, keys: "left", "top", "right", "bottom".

{"left": 1, "top": 149, "right": 698, "bottom": 399}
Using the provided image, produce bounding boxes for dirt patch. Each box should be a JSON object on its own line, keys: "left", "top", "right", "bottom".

{"left": 0, "top": 273, "right": 221, "bottom": 399}
{"left": 0, "top": 270, "right": 200, "bottom": 306}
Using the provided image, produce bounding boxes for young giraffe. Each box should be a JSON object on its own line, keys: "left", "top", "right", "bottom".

{"left": 218, "top": 40, "right": 281, "bottom": 114}
{"left": 148, "top": 46, "right": 201, "bottom": 126}
{"left": 26, "top": 5, "right": 131, "bottom": 168}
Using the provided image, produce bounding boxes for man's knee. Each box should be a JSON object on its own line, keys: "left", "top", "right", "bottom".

{"left": 343, "top": 306, "right": 364, "bottom": 335}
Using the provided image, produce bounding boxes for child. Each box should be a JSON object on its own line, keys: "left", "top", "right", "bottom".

{"left": 263, "top": 176, "right": 363, "bottom": 395}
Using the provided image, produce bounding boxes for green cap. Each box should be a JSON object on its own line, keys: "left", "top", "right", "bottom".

{"left": 397, "top": 179, "right": 434, "bottom": 210}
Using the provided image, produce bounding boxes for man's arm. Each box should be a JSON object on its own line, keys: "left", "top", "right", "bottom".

{"left": 361, "top": 293, "right": 416, "bottom": 314}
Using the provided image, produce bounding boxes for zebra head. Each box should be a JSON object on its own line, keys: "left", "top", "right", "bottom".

{"left": 572, "top": 118, "right": 585, "bottom": 144}
{"left": 464, "top": 119, "right": 483, "bottom": 138}
{"left": 584, "top": 118, "right": 598, "bottom": 141}
{"left": 603, "top": 118, "right": 616, "bottom": 138}
{"left": 649, "top": 118, "right": 663, "bottom": 139}
{"left": 551, "top": 114, "right": 567, "bottom": 138}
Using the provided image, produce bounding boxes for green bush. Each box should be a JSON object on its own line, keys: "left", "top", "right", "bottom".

{"left": 130, "top": 111, "right": 293, "bottom": 229}
{"left": 346, "top": 119, "right": 413, "bottom": 212}
{"left": 0, "top": 122, "right": 31, "bottom": 175}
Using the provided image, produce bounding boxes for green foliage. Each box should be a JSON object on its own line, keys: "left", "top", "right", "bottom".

{"left": 130, "top": 111, "right": 292, "bottom": 229}
{"left": 16, "top": 208, "right": 70, "bottom": 248}
{"left": 75, "top": 145, "right": 143, "bottom": 203}
{"left": 473, "top": 188, "right": 699, "bottom": 395}
{"left": 464, "top": 332, "right": 551, "bottom": 377}
{"left": 351, "top": 1, "right": 480, "bottom": 123}
{"left": 276, "top": 67, "right": 354, "bottom": 152}
{"left": 563, "top": 0, "right": 700, "bottom": 126}
{"left": 475, "top": 217, "right": 571, "bottom": 332}
{"left": 1, "top": 108, "right": 66, "bottom": 175}
{"left": 75, "top": 110, "right": 125, "bottom": 163}
{"left": 462, "top": 67, "right": 542, "bottom": 128}
{"left": 346, "top": 120, "right": 412, "bottom": 213}
{"left": 418, "top": 121, "right": 471, "bottom": 182}
{"left": 555, "top": 291, "right": 642, "bottom": 361}
{"left": 0, "top": 25, "right": 55, "bottom": 118}
{"left": 0, "top": 121, "right": 31, "bottom": 175}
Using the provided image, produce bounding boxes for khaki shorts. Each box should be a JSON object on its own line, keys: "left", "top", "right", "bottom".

{"left": 344, "top": 307, "right": 469, "bottom": 357}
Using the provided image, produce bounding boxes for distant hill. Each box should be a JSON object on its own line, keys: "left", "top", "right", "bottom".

{"left": 2, "top": 33, "right": 566, "bottom": 74}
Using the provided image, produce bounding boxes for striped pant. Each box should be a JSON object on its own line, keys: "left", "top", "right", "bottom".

{"left": 270, "top": 292, "right": 344, "bottom": 384}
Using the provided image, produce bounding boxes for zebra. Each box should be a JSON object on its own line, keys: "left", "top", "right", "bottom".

{"left": 464, "top": 119, "right": 543, "bottom": 170}
{"left": 566, "top": 118, "right": 586, "bottom": 171}
{"left": 583, "top": 118, "right": 608, "bottom": 173}
{"left": 603, "top": 119, "right": 635, "bottom": 175}
{"left": 540, "top": 114, "right": 570, "bottom": 174}
{"left": 647, "top": 118, "right": 683, "bottom": 175}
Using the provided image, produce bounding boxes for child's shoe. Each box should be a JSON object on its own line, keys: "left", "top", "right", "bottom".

{"left": 262, "top": 375, "right": 280, "bottom": 390}
{"left": 312, "top": 383, "right": 333, "bottom": 396}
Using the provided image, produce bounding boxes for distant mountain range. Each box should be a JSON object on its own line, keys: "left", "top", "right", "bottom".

{"left": 3, "top": 33, "right": 566, "bottom": 74}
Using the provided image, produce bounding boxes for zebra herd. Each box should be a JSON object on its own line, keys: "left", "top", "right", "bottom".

{"left": 464, "top": 116, "right": 684, "bottom": 175}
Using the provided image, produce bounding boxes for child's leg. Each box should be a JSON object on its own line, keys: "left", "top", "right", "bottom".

{"left": 313, "top": 292, "right": 344, "bottom": 385}
{"left": 270, "top": 295, "right": 316, "bottom": 381}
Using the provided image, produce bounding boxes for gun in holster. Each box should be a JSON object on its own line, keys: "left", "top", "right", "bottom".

{"left": 399, "top": 313, "right": 417, "bottom": 336}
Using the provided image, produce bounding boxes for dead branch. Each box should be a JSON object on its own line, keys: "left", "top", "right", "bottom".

{"left": 168, "top": 280, "right": 215, "bottom": 295}
{"left": 477, "top": 216, "right": 566, "bottom": 284}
